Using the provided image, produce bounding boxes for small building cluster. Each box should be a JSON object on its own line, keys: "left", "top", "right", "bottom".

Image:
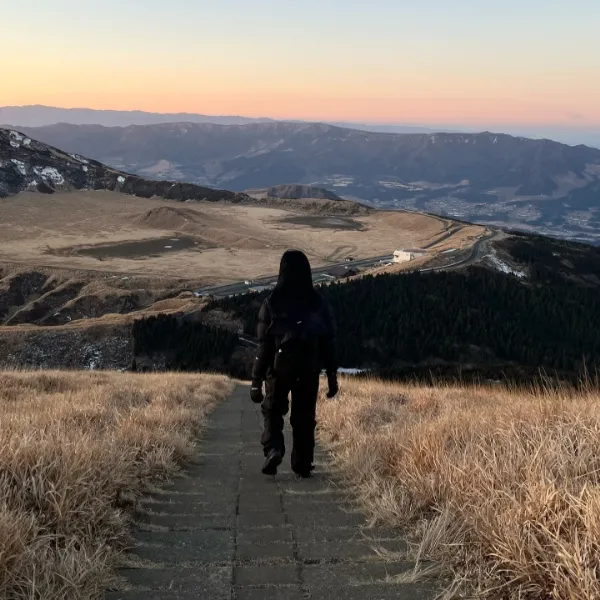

{"left": 393, "top": 249, "right": 428, "bottom": 263}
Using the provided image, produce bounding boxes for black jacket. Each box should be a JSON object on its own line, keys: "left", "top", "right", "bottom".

{"left": 252, "top": 292, "right": 337, "bottom": 381}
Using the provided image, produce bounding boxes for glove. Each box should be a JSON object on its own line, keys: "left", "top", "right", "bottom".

{"left": 250, "top": 380, "right": 264, "bottom": 404}
{"left": 326, "top": 372, "right": 339, "bottom": 399}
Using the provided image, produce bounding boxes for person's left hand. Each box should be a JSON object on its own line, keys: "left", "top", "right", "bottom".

{"left": 250, "top": 380, "right": 264, "bottom": 404}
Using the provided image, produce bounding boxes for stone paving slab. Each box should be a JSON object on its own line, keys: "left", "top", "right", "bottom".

{"left": 237, "top": 527, "right": 294, "bottom": 545}
{"left": 297, "top": 539, "right": 407, "bottom": 562}
{"left": 303, "top": 562, "right": 419, "bottom": 586}
{"left": 237, "top": 512, "right": 288, "bottom": 528}
{"left": 123, "top": 565, "right": 231, "bottom": 589}
{"left": 106, "top": 385, "right": 437, "bottom": 599}
{"left": 238, "top": 497, "right": 283, "bottom": 514}
{"left": 236, "top": 541, "right": 296, "bottom": 561}
{"left": 234, "top": 564, "right": 300, "bottom": 586}
{"left": 295, "top": 526, "right": 404, "bottom": 544}
{"left": 233, "top": 586, "right": 305, "bottom": 600}
{"left": 139, "top": 512, "right": 235, "bottom": 531}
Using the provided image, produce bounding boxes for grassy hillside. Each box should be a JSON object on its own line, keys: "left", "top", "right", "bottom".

{"left": 318, "top": 377, "right": 600, "bottom": 599}
{"left": 0, "top": 370, "right": 233, "bottom": 599}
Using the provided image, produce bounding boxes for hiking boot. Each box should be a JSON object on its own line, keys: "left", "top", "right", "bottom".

{"left": 292, "top": 463, "right": 315, "bottom": 479}
{"left": 262, "top": 450, "right": 283, "bottom": 475}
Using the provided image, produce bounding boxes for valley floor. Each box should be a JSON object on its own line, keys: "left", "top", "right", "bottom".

{"left": 0, "top": 190, "right": 483, "bottom": 283}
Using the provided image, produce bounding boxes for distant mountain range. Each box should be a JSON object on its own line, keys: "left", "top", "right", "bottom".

{"left": 14, "top": 121, "right": 600, "bottom": 242}
{"left": 0, "top": 105, "right": 274, "bottom": 128}
{"left": 0, "top": 105, "right": 445, "bottom": 134}
{"left": 0, "top": 127, "right": 244, "bottom": 203}
{"left": 4, "top": 105, "right": 599, "bottom": 147}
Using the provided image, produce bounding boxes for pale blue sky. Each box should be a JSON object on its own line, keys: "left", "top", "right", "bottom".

{"left": 3, "top": 0, "right": 600, "bottom": 126}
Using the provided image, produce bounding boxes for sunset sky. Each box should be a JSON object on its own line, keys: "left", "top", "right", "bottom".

{"left": 3, "top": 0, "right": 600, "bottom": 128}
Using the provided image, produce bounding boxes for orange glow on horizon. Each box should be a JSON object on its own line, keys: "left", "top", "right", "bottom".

{"left": 3, "top": 91, "right": 600, "bottom": 128}
{"left": 3, "top": 55, "right": 599, "bottom": 127}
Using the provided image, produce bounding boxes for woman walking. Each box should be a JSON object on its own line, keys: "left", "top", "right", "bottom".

{"left": 250, "top": 250, "right": 338, "bottom": 477}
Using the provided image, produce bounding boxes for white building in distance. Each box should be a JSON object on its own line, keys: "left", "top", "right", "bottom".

{"left": 393, "top": 249, "right": 428, "bottom": 263}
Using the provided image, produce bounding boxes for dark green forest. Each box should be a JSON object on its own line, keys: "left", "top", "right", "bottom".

{"left": 132, "top": 314, "right": 239, "bottom": 372}
{"left": 206, "top": 264, "right": 600, "bottom": 381}
{"left": 133, "top": 234, "right": 600, "bottom": 383}
{"left": 498, "top": 232, "right": 600, "bottom": 284}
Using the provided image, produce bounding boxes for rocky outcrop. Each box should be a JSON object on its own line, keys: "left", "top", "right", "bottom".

{"left": 264, "top": 184, "right": 343, "bottom": 201}
{"left": 0, "top": 324, "right": 133, "bottom": 370}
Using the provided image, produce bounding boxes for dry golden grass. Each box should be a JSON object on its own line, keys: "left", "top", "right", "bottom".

{"left": 0, "top": 370, "right": 233, "bottom": 599}
{"left": 318, "top": 377, "right": 600, "bottom": 599}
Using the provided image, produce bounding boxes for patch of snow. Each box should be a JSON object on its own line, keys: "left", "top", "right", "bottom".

{"left": 442, "top": 248, "right": 457, "bottom": 254}
{"left": 34, "top": 166, "right": 65, "bottom": 186}
{"left": 117, "top": 176, "right": 126, "bottom": 184}
{"left": 337, "top": 368, "right": 368, "bottom": 375}
{"left": 69, "top": 153, "right": 89, "bottom": 164}
{"left": 10, "top": 159, "right": 27, "bottom": 175}
{"left": 23, "top": 138, "right": 31, "bottom": 146}
{"left": 164, "top": 245, "right": 173, "bottom": 249}
{"left": 82, "top": 166, "right": 88, "bottom": 172}
{"left": 10, "top": 141, "right": 19, "bottom": 148}
{"left": 493, "top": 137, "right": 498, "bottom": 144}
{"left": 9, "top": 131, "right": 23, "bottom": 141}
{"left": 484, "top": 253, "right": 526, "bottom": 278}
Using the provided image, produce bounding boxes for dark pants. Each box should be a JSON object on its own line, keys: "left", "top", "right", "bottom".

{"left": 261, "top": 373, "right": 320, "bottom": 472}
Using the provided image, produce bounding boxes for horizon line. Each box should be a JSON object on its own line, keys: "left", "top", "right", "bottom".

{"left": 2, "top": 104, "right": 600, "bottom": 132}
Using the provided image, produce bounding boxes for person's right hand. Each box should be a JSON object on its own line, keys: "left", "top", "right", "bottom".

{"left": 326, "top": 372, "right": 339, "bottom": 399}
{"left": 250, "top": 380, "right": 264, "bottom": 404}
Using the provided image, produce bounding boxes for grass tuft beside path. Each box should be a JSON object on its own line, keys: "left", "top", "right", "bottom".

{"left": 318, "top": 377, "right": 600, "bottom": 599}
{"left": 0, "top": 370, "right": 233, "bottom": 600}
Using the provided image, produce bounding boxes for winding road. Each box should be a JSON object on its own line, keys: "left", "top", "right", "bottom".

{"left": 195, "top": 254, "right": 395, "bottom": 298}
{"left": 196, "top": 226, "right": 499, "bottom": 299}
{"left": 418, "top": 229, "right": 501, "bottom": 273}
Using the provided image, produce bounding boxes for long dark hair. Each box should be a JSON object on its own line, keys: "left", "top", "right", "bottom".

{"left": 269, "top": 250, "right": 318, "bottom": 310}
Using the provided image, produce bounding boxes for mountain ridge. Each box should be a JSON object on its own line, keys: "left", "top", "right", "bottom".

{"left": 13, "top": 120, "right": 600, "bottom": 241}
{"left": 0, "top": 104, "right": 274, "bottom": 128}
{"left": 0, "top": 127, "right": 246, "bottom": 203}
{"left": 0, "top": 104, "right": 442, "bottom": 134}
{"left": 5, "top": 105, "right": 599, "bottom": 148}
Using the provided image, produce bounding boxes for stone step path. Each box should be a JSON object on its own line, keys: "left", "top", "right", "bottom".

{"left": 107, "top": 386, "right": 436, "bottom": 600}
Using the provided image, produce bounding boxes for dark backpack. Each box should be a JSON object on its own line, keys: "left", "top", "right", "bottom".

{"left": 266, "top": 298, "right": 329, "bottom": 376}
